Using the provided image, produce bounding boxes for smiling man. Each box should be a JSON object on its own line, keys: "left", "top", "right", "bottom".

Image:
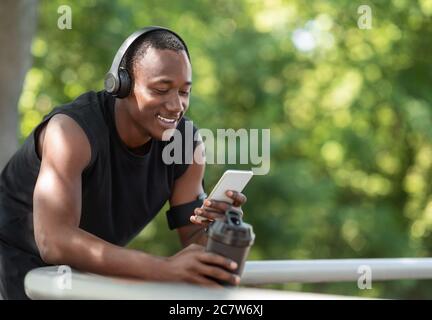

{"left": 0, "top": 27, "right": 247, "bottom": 300}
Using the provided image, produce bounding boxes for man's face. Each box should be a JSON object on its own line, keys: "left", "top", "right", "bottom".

{"left": 127, "top": 47, "right": 192, "bottom": 140}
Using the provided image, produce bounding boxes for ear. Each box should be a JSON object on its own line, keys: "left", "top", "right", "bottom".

{"left": 117, "top": 67, "right": 132, "bottom": 98}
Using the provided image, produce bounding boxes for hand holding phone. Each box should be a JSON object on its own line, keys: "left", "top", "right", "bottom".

{"left": 194, "top": 170, "right": 253, "bottom": 223}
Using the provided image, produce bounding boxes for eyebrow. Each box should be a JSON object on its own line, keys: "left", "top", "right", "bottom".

{"left": 153, "top": 79, "right": 192, "bottom": 86}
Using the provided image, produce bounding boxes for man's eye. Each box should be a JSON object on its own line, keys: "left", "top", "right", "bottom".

{"left": 180, "top": 91, "right": 190, "bottom": 97}
{"left": 154, "top": 88, "right": 169, "bottom": 94}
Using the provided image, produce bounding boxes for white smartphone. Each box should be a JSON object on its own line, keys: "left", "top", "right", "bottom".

{"left": 195, "top": 169, "right": 254, "bottom": 223}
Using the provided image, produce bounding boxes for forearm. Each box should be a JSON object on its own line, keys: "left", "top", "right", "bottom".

{"left": 41, "top": 226, "right": 167, "bottom": 281}
{"left": 182, "top": 227, "right": 208, "bottom": 247}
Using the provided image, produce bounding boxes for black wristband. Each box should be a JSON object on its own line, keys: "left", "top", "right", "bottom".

{"left": 166, "top": 193, "right": 207, "bottom": 230}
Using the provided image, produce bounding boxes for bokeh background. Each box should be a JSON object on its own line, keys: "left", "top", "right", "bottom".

{"left": 6, "top": 0, "right": 432, "bottom": 298}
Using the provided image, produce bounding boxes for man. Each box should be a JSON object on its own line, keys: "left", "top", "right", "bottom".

{"left": 0, "top": 28, "right": 247, "bottom": 299}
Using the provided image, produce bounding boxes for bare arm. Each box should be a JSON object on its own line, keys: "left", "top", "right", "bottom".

{"left": 172, "top": 141, "right": 249, "bottom": 247}
{"left": 170, "top": 142, "right": 208, "bottom": 247}
{"left": 33, "top": 114, "right": 166, "bottom": 280}
{"left": 34, "top": 115, "right": 238, "bottom": 286}
{"left": 172, "top": 148, "right": 249, "bottom": 250}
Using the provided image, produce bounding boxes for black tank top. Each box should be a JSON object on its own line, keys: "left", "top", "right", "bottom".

{"left": 0, "top": 90, "right": 198, "bottom": 256}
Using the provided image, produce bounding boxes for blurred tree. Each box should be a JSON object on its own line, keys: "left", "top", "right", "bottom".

{"left": 0, "top": 0, "right": 38, "bottom": 170}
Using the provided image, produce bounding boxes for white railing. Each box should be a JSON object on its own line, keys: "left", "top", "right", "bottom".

{"left": 24, "top": 265, "right": 357, "bottom": 300}
{"left": 25, "top": 258, "right": 432, "bottom": 299}
{"left": 241, "top": 258, "right": 432, "bottom": 285}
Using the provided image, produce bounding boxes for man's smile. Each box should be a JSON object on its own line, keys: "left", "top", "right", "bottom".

{"left": 155, "top": 112, "right": 182, "bottom": 129}
{"left": 157, "top": 114, "right": 177, "bottom": 123}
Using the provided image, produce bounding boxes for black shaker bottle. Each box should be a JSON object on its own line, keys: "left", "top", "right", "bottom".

{"left": 206, "top": 209, "right": 255, "bottom": 285}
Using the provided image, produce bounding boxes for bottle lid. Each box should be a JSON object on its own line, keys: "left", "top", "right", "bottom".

{"left": 207, "top": 210, "right": 255, "bottom": 247}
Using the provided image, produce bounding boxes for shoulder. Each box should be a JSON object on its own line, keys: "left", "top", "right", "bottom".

{"left": 37, "top": 90, "right": 111, "bottom": 166}
{"left": 55, "top": 90, "right": 109, "bottom": 129}
{"left": 46, "top": 90, "right": 109, "bottom": 131}
{"left": 36, "top": 91, "right": 109, "bottom": 172}
{"left": 38, "top": 113, "right": 91, "bottom": 175}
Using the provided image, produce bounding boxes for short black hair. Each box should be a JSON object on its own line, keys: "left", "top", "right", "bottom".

{"left": 121, "top": 30, "right": 189, "bottom": 76}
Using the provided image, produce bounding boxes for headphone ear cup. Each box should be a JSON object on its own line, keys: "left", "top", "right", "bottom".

{"left": 117, "top": 67, "right": 132, "bottom": 98}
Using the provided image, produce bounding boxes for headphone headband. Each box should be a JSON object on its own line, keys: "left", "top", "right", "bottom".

{"left": 104, "top": 26, "right": 190, "bottom": 98}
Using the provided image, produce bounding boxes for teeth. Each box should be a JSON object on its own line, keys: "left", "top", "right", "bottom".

{"left": 157, "top": 115, "right": 176, "bottom": 123}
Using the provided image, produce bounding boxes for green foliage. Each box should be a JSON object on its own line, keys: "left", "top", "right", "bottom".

{"left": 20, "top": 0, "right": 432, "bottom": 298}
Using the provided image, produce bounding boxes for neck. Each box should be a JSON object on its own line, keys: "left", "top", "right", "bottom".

{"left": 114, "top": 98, "right": 151, "bottom": 148}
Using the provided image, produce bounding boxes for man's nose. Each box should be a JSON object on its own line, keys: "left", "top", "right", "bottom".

{"left": 166, "top": 93, "right": 184, "bottom": 113}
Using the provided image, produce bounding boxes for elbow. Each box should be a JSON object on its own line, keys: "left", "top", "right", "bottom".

{"left": 35, "top": 231, "right": 64, "bottom": 265}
